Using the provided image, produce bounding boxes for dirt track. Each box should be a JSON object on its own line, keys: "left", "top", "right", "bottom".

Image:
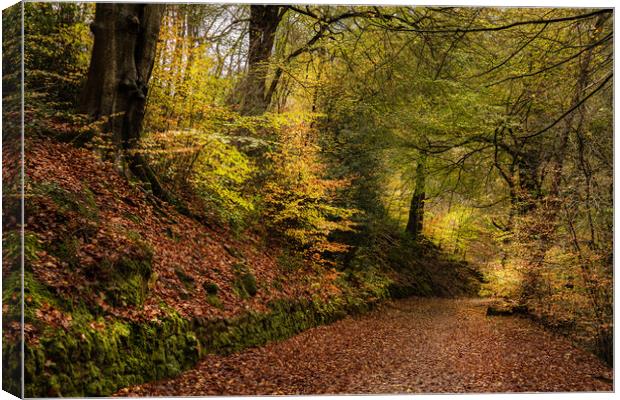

{"left": 116, "top": 297, "right": 613, "bottom": 395}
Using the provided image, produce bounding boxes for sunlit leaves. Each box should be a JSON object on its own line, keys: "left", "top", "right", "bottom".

{"left": 261, "top": 121, "right": 357, "bottom": 262}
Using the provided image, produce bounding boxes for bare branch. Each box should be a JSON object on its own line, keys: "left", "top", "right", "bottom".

{"left": 375, "top": 9, "right": 612, "bottom": 34}
{"left": 519, "top": 72, "right": 612, "bottom": 140}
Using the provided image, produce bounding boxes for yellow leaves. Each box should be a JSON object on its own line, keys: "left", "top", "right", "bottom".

{"left": 260, "top": 120, "right": 358, "bottom": 263}
{"left": 142, "top": 127, "right": 257, "bottom": 225}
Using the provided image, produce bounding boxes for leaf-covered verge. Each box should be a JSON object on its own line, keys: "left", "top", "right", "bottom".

{"left": 2, "top": 138, "right": 481, "bottom": 397}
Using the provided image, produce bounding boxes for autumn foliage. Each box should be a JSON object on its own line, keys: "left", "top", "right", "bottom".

{"left": 1, "top": 3, "right": 613, "bottom": 397}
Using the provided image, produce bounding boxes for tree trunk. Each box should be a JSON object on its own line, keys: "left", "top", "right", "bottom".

{"left": 81, "top": 4, "right": 170, "bottom": 201}
{"left": 238, "top": 5, "right": 283, "bottom": 115}
{"left": 405, "top": 153, "right": 427, "bottom": 240}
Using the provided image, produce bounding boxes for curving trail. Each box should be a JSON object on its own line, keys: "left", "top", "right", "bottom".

{"left": 116, "top": 298, "right": 613, "bottom": 396}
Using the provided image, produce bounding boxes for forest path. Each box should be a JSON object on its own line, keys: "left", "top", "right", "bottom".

{"left": 116, "top": 297, "right": 612, "bottom": 395}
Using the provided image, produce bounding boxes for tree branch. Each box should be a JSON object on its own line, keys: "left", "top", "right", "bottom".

{"left": 487, "top": 32, "right": 612, "bottom": 86}
{"left": 519, "top": 72, "right": 612, "bottom": 140}
{"left": 470, "top": 22, "right": 549, "bottom": 79}
{"left": 376, "top": 9, "right": 612, "bottom": 34}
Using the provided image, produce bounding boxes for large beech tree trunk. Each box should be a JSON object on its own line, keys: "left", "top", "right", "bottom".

{"left": 238, "top": 5, "right": 283, "bottom": 115}
{"left": 81, "top": 4, "right": 170, "bottom": 200}
{"left": 405, "top": 153, "right": 427, "bottom": 240}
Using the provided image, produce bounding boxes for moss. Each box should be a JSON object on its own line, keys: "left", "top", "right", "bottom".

{"left": 96, "top": 250, "right": 153, "bottom": 307}
{"left": 3, "top": 270, "right": 64, "bottom": 326}
{"left": 175, "top": 268, "right": 195, "bottom": 290}
{"left": 223, "top": 244, "right": 244, "bottom": 259}
{"left": 271, "top": 277, "right": 284, "bottom": 291}
{"left": 3, "top": 269, "right": 93, "bottom": 396}
{"left": 30, "top": 181, "right": 99, "bottom": 222}
{"left": 206, "top": 294, "right": 224, "bottom": 309}
{"left": 3, "top": 230, "right": 41, "bottom": 268}
{"left": 148, "top": 272, "right": 159, "bottom": 290}
{"left": 124, "top": 212, "right": 143, "bottom": 224}
{"left": 203, "top": 281, "right": 223, "bottom": 309}
{"left": 199, "top": 296, "right": 375, "bottom": 357}
{"left": 94, "top": 234, "right": 153, "bottom": 307}
{"left": 20, "top": 308, "right": 202, "bottom": 397}
{"left": 203, "top": 281, "right": 219, "bottom": 295}
{"left": 11, "top": 248, "right": 422, "bottom": 398}
{"left": 54, "top": 236, "right": 80, "bottom": 267}
{"left": 105, "top": 271, "right": 148, "bottom": 307}
{"left": 240, "top": 272, "right": 257, "bottom": 296}
{"left": 232, "top": 283, "right": 248, "bottom": 300}
{"left": 2, "top": 339, "right": 22, "bottom": 396}
{"left": 231, "top": 262, "right": 258, "bottom": 298}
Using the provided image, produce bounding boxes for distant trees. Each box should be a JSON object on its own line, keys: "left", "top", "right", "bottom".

{"left": 304, "top": 7, "right": 612, "bottom": 362}
{"left": 405, "top": 153, "right": 426, "bottom": 240}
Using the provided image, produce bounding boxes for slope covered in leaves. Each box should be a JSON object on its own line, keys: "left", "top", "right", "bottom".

{"left": 12, "top": 138, "right": 347, "bottom": 340}
{"left": 116, "top": 297, "right": 613, "bottom": 396}
{"left": 9, "top": 137, "right": 478, "bottom": 346}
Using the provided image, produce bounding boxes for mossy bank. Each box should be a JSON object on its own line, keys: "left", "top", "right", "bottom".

{"left": 4, "top": 274, "right": 398, "bottom": 397}
{"left": 2, "top": 237, "right": 481, "bottom": 397}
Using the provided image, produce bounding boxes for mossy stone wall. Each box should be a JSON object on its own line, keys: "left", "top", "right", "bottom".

{"left": 5, "top": 290, "right": 387, "bottom": 397}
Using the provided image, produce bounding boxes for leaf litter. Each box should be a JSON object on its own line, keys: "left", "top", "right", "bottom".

{"left": 116, "top": 298, "right": 612, "bottom": 396}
